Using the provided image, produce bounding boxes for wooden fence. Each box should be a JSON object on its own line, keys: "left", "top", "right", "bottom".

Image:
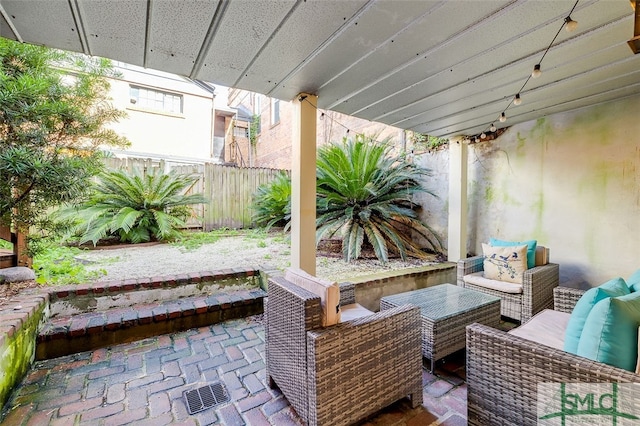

{"left": 103, "top": 158, "right": 288, "bottom": 230}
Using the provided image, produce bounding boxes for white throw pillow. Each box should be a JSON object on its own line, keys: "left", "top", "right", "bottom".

{"left": 285, "top": 267, "right": 341, "bottom": 326}
{"left": 482, "top": 243, "right": 527, "bottom": 284}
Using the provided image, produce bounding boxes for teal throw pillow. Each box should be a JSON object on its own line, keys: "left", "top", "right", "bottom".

{"left": 628, "top": 268, "right": 640, "bottom": 292}
{"left": 576, "top": 291, "right": 640, "bottom": 372}
{"left": 563, "top": 277, "right": 629, "bottom": 354}
{"left": 489, "top": 238, "right": 537, "bottom": 269}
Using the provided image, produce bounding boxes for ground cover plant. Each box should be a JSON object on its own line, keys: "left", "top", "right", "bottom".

{"left": 30, "top": 239, "right": 107, "bottom": 285}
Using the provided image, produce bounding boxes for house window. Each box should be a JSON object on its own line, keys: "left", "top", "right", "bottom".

{"left": 234, "top": 126, "right": 248, "bottom": 138}
{"left": 270, "top": 98, "right": 280, "bottom": 125}
{"left": 130, "top": 85, "right": 183, "bottom": 114}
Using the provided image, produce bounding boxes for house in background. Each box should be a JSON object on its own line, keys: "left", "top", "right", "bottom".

{"left": 105, "top": 62, "right": 245, "bottom": 167}
{"left": 101, "top": 64, "right": 406, "bottom": 171}
{"left": 228, "top": 88, "right": 408, "bottom": 169}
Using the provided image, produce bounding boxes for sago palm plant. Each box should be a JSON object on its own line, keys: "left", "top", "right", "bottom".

{"left": 316, "top": 135, "right": 442, "bottom": 263}
{"left": 252, "top": 171, "right": 291, "bottom": 230}
{"left": 58, "top": 169, "right": 206, "bottom": 245}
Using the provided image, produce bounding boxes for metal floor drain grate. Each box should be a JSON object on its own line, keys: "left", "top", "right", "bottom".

{"left": 183, "top": 382, "right": 230, "bottom": 415}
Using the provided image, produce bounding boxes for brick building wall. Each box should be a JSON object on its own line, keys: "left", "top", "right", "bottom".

{"left": 223, "top": 116, "right": 252, "bottom": 167}
{"left": 228, "top": 89, "right": 407, "bottom": 170}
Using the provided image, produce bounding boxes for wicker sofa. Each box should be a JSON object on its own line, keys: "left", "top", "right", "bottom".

{"left": 265, "top": 275, "right": 423, "bottom": 426}
{"left": 457, "top": 246, "right": 559, "bottom": 323}
{"left": 466, "top": 286, "right": 640, "bottom": 425}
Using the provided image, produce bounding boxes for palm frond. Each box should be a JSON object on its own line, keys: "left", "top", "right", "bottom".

{"left": 316, "top": 133, "right": 442, "bottom": 262}
{"left": 362, "top": 221, "right": 389, "bottom": 263}
{"left": 60, "top": 168, "right": 205, "bottom": 244}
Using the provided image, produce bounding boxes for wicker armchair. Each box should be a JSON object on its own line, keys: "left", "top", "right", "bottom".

{"left": 265, "top": 275, "right": 423, "bottom": 426}
{"left": 466, "top": 286, "right": 640, "bottom": 426}
{"left": 457, "top": 251, "right": 559, "bottom": 323}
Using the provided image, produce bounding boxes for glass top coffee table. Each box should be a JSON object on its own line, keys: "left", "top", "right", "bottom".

{"left": 380, "top": 283, "right": 501, "bottom": 372}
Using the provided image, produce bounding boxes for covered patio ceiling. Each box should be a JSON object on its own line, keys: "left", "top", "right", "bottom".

{"left": 0, "top": 0, "right": 640, "bottom": 137}
{"left": 1, "top": 0, "right": 638, "bottom": 139}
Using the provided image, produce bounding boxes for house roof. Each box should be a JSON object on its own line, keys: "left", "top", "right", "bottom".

{"left": 1, "top": 0, "right": 638, "bottom": 138}
{"left": 235, "top": 105, "right": 254, "bottom": 122}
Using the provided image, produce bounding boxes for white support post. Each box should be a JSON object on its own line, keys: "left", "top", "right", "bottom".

{"left": 291, "top": 93, "right": 317, "bottom": 274}
{"left": 447, "top": 136, "right": 468, "bottom": 262}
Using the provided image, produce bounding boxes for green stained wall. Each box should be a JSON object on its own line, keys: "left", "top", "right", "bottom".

{"left": 466, "top": 95, "right": 640, "bottom": 287}
{"left": 415, "top": 94, "right": 640, "bottom": 287}
{"left": 0, "top": 302, "right": 46, "bottom": 413}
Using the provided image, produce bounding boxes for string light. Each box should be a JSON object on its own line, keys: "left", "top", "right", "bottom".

{"left": 480, "top": 132, "right": 486, "bottom": 139}
{"left": 304, "top": 101, "right": 392, "bottom": 146}
{"left": 514, "top": 94, "right": 522, "bottom": 105}
{"left": 476, "top": 0, "right": 579, "bottom": 141}
{"left": 564, "top": 16, "right": 578, "bottom": 32}
{"left": 531, "top": 64, "right": 542, "bottom": 78}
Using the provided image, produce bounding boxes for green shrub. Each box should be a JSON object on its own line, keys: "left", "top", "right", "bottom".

{"left": 57, "top": 169, "right": 206, "bottom": 245}
{"left": 250, "top": 135, "right": 442, "bottom": 263}
{"left": 316, "top": 134, "right": 442, "bottom": 262}
{"left": 251, "top": 171, "right": 291, "bottom": 230}
{"left": 0, "top": 39, "right": 128, "bottom": 251}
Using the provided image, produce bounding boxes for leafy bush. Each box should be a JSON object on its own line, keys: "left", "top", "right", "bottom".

{"left": 0, "top": 39, "right": 128, "bottom": 243}
{"left": 252, "top": 171, "right": 291, "bottom": 230}
{"left": 58, "top": 169, "right": 206, "bottom": 245}
{"left": 316, "top": 135, "right": 442, "bottom": 262}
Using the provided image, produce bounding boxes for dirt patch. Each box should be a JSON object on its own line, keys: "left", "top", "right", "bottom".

{"left": 1, "top": 233, "right": 443, "bottom": 303}
{"left": 0, "top": 280, "right": 39, "bottom": 307}
{"left": 76, "top": 233, "right": 442, "bottom": 283}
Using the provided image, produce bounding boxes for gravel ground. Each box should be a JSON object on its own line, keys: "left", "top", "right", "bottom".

{"left": 75, "top": 234, "right": 439, "bottom": 283}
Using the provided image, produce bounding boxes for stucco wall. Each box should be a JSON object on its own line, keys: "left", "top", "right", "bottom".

{"left": 415, "top": 94, "right": 640, "bottom": 289}
{"left": 107, "top": 66, "right": 217, "bottom": 162}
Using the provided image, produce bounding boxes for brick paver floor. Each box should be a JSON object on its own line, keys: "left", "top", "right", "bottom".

{"left": 1, "top": 315, "right": 470, "bottom": 426}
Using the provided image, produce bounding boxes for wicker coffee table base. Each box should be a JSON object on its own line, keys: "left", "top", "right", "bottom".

{"left": 381, "top": 285, "right": 501, "bottom": 372}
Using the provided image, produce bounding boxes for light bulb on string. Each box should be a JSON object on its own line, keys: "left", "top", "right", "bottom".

{"left": 514, "top": 94, "right": 522, "bottom": 105}
{"left": 490, "top": 124, "right": 496, "bottom": 132}
{"left": 480, "top": 132, "right": 486, "bottom": 139}
{"left": 499, "top": 112, "right": 506, "bottom": 123}
{"left": 532, "top": 64, "right": 542, "bottom": 78}
{"left": 565, "top": 16, "right": 578, "bottom": 32}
